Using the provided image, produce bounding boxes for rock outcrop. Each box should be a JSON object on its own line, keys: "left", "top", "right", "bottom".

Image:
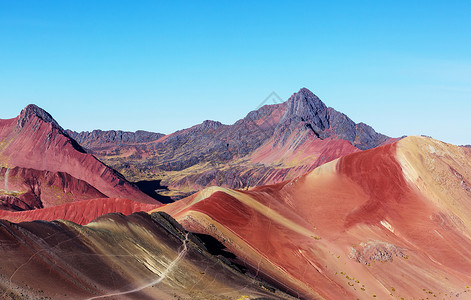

{"left": 67, "top": 129, "right": 165, "bottom": 148}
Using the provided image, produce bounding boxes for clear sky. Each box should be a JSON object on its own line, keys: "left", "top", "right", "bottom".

{"left": 0, "top": 1, "right": 470, "bottom": 145}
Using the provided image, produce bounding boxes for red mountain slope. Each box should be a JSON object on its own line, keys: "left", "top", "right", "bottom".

{"left": 0, "top": 166, "right": 105, "bottom": 211}
{"left": 1, "top": 136, "right": 470, "bottom": 299}
{"left": 0, "top": 105, "right": 159, "bottom": 207}
{"left": 150, "top": 136, "right": 471, "bottom": 299}
{"left": 0, "top": 197, "right": 161, "bottom": 225}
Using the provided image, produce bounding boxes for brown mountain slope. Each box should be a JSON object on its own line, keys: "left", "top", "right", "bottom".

{"left": 0, "top": 211, "right": 293, "bottom": 300}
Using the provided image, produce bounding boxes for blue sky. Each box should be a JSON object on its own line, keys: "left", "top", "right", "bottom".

{"left": 0, "top": 1, "right": 470, "bottom": 144}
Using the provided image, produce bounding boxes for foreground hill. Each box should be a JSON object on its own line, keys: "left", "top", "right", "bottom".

{"left": 2, "top": 136, "right": 470, "bottom": 299}
{"left": 151, "top": 136, "right": 471, "bottom": 299}
{"left": 0, "top": 211, "right": 292, "bottom": 300}
{"left": 0, "top": 105, "right": 159, "bottom": 210}
{"left": 69, "top": 88, "right": 396, "bottom": 198}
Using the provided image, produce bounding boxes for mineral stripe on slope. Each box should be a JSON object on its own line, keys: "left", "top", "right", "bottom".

{"left": 153, "top": 186, "right": 357, "bottom": 299}
{"left": 2, "top": 135, "right": 471, "bottom": 299}
{"left": 172, "top": 186, "right": 315, "bottom": 238}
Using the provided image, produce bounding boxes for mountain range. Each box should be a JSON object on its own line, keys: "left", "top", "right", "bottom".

{"left": 1, "top": 135, "right": 470, "bottom": 299}
{"left": 67, "top": 88, "right": 397, "bottom": 199}
{"left": 0, "top": 88, "right": 470, "bottom": 300}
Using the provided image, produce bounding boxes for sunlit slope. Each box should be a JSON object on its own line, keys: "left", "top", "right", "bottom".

{"left": 1, "top": 136, "right": 470, "bottom": 299}
{"left": 152, "top": 136, "right": 471, "bottom": 299}
{"left": 397, "top": 136, "right": 471, "bottom": 237}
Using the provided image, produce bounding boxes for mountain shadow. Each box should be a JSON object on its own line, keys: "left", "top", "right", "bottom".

{"left": 134, "top": 180, "right": 174, "bottom": 204}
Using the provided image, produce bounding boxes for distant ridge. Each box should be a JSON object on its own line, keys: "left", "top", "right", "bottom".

{"left": 67, "top": 129, "right": 165, "bottom": 149}
{"left": 67, "top": 88, "right": 397, "bottom": 198}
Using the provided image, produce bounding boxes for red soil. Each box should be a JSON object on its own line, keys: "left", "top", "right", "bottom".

{"left": 0, "top": 198, "right": 161, "bottom": 225}
{"left": 0, "top": 106, "right": 158, "bottom": 204}
{"left": 181, "top": 190, "right": 350, "bottom": 299}
{"left": 0, "top": 166, "right": 107, "bottom": 210}
{"left": 156, "top": 138, "right": 471, "bottom": 299}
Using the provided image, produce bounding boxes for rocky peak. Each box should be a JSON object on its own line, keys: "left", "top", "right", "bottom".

{"left": 17, "top": 104, "right": 62, "bottom": 130}
{"left": 199, "top": 120, "right": 223, "bottom": 131}
{"left": 17, "top": 104, "right": 86, "bottom": 153}
{"left": 286, "top": 88, "right": 327, "bottom": 116}
{"left": 280, "top": 88, "right": 329, "bottom": 133}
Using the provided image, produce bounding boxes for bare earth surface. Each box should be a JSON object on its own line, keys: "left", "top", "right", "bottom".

{"left": 1, "top": 136, "right": 470, "bottom": 299}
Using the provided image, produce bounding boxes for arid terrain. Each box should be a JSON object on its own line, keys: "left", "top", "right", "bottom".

{"left": 67, "top": 88, "right": 396, "bottom": 199}
{"left": 0, "top": 89, "right": 470, "bottom": 299}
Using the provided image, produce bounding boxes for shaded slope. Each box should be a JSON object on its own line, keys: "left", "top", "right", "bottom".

{"left": 0, "top": 105, "right": 159, "bottom": 205}
{"left": 151, "top": 136, "right": 471, "bottom": 299}
{"left": 0, "top": 211, "right": 294, "bottom": 300}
